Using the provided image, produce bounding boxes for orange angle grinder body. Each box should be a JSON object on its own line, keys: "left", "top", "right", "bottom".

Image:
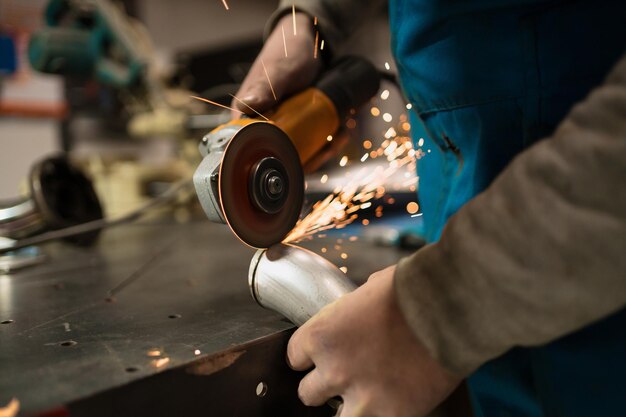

{"left": 193, "top": 57, "right": 381, "bottom": 248}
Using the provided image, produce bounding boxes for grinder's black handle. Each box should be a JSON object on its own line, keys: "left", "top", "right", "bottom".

{"left": 315, "top": 56, "right": 382, "bottom": 120}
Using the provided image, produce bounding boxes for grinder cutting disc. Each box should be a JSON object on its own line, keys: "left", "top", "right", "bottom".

{"left": 218, "top": 121, "right": 304, "bottom": 248}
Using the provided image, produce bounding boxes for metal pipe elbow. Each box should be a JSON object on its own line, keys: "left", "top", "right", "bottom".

{"left": 248, "top": 244, "right": 357, "bottom": 326}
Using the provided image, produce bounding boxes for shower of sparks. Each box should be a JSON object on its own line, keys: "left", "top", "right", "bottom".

{"left": 261, "top": 59, "right": 278, "bottom": 101}
{"left": 283, "top": 128, "right": 420, "bottom": 244}
{"left": 190, "top": 95, "right": 245, "bottom": 115}
{"left": 229, "top": 94, "right": 269, "bottom": 120}
{"left": 314, "top": 31, "right": 319, "bottom": 59}
{"left": 221, "top": 0, "right": 229, "bottom": 10}
{"left": 292, "top": 4, "right": 297, "bottom": 35}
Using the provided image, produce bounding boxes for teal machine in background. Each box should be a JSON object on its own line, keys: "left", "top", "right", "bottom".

{"left": 28, "top": 0, "right": 147, "bottom": 88}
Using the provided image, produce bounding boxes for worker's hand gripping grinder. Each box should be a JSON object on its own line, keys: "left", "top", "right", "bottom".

{"left": 193, "top": 56, "right": 380, "bottom": 248}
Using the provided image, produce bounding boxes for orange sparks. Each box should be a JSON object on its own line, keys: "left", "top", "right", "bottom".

{"left": 370, "top": 107, "right": 380, "bottom": 116}
{"left": 190, "top": 95, "right": 244, "bottom": 115}
{"left": 283, "top": 130, "right": 420, "bottom": 244}
{"left": 221, "top": 0, "right": 229, "bottom": 10}
{"left": 281, "top": 25, "right": 288, "bottom": 57}
{"left": 260, "top": 59, "right": 278, "bottom": 101}
{"left": 314, "top": 31, "right": 319, "bottom": 59}
{"left": 229, "top": 94, "right": 269, "bottom": 120}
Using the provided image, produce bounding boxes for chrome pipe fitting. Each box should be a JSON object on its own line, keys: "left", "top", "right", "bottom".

{"left": 249, "top": 244, "right": 357, "bottom": 326}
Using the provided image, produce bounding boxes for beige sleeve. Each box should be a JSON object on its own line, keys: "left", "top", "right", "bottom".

{"left": 394, "top": 53, "right": 626, "bottom": 376}
{"left": 265, "top": 0, "right": 386, "bottom": 55}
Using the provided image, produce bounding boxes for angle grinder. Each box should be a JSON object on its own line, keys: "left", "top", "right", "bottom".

{"left": 193, "top": 56, "right": 380, "bottom": 248}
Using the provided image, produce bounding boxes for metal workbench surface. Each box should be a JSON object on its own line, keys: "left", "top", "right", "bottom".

{"left": 0, "top": 220, "right": 409, "bottom": 416}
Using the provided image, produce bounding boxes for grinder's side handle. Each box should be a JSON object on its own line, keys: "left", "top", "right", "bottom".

{"left": 270, "top": 56, "right": 381, "bottom": 168}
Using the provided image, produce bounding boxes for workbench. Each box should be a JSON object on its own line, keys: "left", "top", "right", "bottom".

{"left": 0, "top": 220, "right": 409, "bottom": 416}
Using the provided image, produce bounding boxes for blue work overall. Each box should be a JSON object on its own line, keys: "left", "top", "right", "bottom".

{"left": 389, "top": 0, "right": 626, "bottom": 415}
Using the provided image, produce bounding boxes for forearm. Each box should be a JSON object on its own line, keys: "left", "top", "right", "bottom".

{"left": 266, "top": 0, "right": 385, "bottom": 54}
{"left": 395, "top": 53, "right": 626, "bottom": 376}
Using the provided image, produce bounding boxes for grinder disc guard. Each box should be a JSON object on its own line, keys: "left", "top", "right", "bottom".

{"left": 218, "top": 122, "right": 304, "bottom": 248}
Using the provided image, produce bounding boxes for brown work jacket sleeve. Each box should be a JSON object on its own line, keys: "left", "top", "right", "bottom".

{"left": 394, "top": 53, "right": 626, "bottom": 376}
{"left": 267, "top": 0, "right": 385, "bottom": 54}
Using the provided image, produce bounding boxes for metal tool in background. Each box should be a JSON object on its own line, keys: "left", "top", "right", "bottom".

{"left": 249, "top": 244, "right": 356, "bottom": 326}
{"left": 0, "top": 155, "right": 103, "bottom": 271}
{"left": 194, "top": 56, "right": 381, "bottom": 248}
{"left": 28, "top": 0, "right": 192, "bottom": 138}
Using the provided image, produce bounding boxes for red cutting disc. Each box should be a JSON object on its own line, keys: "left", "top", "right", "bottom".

{"left": 218, "top": 122, "right": 304, "bottom": 248}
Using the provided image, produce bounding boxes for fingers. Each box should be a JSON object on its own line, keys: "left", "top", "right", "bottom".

{"left": 287, "top": 325, "right": 314, "bottom": 370}
{"left": 298, "top": 369, "right": 341, "bottom": 406}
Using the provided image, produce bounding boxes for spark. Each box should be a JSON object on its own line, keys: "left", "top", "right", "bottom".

{"left": 380, "top": 90, "right": 390, "bottom": 100}
{"left": 339, "top": 266, "right": 348, "bottom": 273}
{"left": 360, "top": 153, "right": 369, "bottom": 162}
{"left": 260, "top": 59, "right": 278, "bottom": 101}
{"left": 327, "top": 135, "right": 333, "bottom": 142}
{"left": 194, "top": 349, "right": 201, "bottom": 355}
{"left": 384, "top": 62, "right": 391, "bottom": 70}
{"left": 321, "top": 247, "right": 327, "bottom": 253}
{"left": 370, "top": 107, "right": 380, "bottom": 116}
{"left": 320, "top": 174, "right": 328, "bottom": 184}
{"left": 411, "top": 213, "right": 423, "bottom": 217}
{"left": 406, "top": 103, "right": 413, "bottom": 110}
{"left": 363, "top": 140, "right": 372, "bottom": 149}
{"left": 418, "top": 137, "right": 424, "bottom": 147}
{"left": 402, "top": 122, "right": 411, "bottom": 131}
{"left": 406, "top": 202, "right": 419, "bottom": 214}
{"left": 314, "top": 31, "right": 319, "bottom": 59}
{"left": 190, "top": 95, "right": 245, "bottom": 115}
{"left": 383, "top": 113, "right": 393, "bottom": 122}
{"left": 292, "top": 4, "right": 297, "bottom": 35}
{"left": 321, "top": 40, "right": 325, "bottom": 50}
{"left": 229, "top": 94, "right": 269, "bottom": 120}
{"left": 221, "top": 0, "right": 229, "bottom": 10}
{"left": 339, "top": 156, "right": 348, "bottom": 167}
{"left": 341, "top": 253, "right": 348, "bottom": 259}
{"left": 281, "top": 25, "right": 288, "bottom": 57}
{"left": 349, "top": 236, "right": 358, "bottom": 242}
{"left": 362, "top": 219, "right": 370, "bottom": 226}
{"left": 0, "top": 398, "right": 19, "bottom": 417}
{"left": 152, "top": 357, "right": 170, "bottom": 368}
{"left": 147, "top": 349, "right": 162, "bottom": 357}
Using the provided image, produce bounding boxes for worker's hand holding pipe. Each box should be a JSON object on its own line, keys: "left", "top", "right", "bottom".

{"left": 231, "top": 13, "right": 323, "bottom": 118}
{"left": 286, "top": 266, "right": 462, "bottom": 417}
